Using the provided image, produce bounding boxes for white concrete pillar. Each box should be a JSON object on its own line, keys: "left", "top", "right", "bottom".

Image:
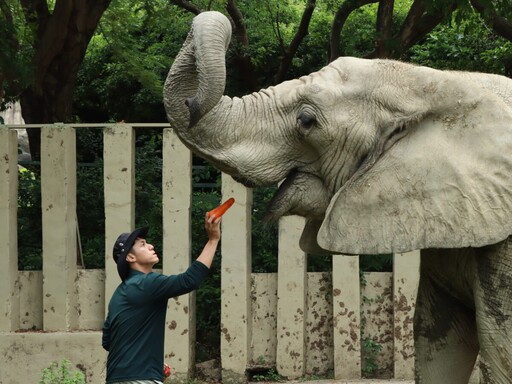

{"left": 332, "top": 255, "right": 361, "bottom": 379}
{"left": 162, "top": 129, "right": 195, "bottom": 376}
{"left": 220, "top": 175, "right": 252, "bottom": 383}
{"left": 103, "top": 123, "right": 135, "bottom": 310}
{"left": 276, "top": 216, "right": 306, "bottom": 379}
{"left": 41, "top": 124, "right": 78, "bottom": 331}
{"left": 393, "top": 250, "right": 420, "bottom": 379}
{"left": 0, "top": 127, "right": 20, "bottom": 331}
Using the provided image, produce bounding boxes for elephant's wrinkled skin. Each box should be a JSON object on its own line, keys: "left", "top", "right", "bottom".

{"left": 163, "top": 11, "right": 512, "bottom": 383}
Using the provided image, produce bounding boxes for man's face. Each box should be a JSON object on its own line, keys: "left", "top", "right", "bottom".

{"left": 127, "top": 238, "right": 159, "bottom": 267}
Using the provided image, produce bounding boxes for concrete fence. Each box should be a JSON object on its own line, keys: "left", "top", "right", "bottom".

{"left": 0, "top": 123, "right": 421, "bottom": 384}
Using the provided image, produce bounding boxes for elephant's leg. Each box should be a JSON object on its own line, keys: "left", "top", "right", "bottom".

{"left": 414, "top": 256, "right": 479, "bottom": 384}
{"left": 474, "top": 238, "right": 512, "bottom": 384}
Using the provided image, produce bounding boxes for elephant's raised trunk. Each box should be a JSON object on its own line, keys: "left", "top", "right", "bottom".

{"left": 163, "top": 11, "right": 231, "bottom": 130}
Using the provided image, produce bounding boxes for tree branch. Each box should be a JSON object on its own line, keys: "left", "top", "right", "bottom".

{"left": 330, "top": 0, "right": 378, "bottom": 62}
{"left": 373, "top": 0, "right": 395, "bottom": 58}
{"left": 226, "top": 0, "right": 248, "bottom": 45}
{"left": 367, "top": 0, "right": 457, "bottom": 58}
{"left": 169, "top": 0, "right": 201, "bottom": 15}
{"left": 275, "top": 0, "right": 316, "bottom": 83}
{"left": 33, "top": 0, "right": 74, "bottom": 91}
{"left": 225, "top": 0, "right": 258, "bottom": 92}
{"left": 20, "top": 0, "right": 49, "bottom": 26}
{"left": 0, "top": 0, "right": 21, "bottom": 101}
{"left": 266, "top": 1, "right": 285, "bottom": 51}
{"left": 470, "top": 0, "right": 512, "bottom": 42}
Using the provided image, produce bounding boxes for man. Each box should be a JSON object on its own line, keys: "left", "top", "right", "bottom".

{"left": 102, "top": 213, "right": 221, "bottom": 384}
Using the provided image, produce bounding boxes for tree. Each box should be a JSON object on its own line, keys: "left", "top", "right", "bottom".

{"left": 3, "top": 0, "right": 512, "bottom": 159}
{"left": 469, "top": 0, "right": 512, "bottom": 75}
{"left": 74, "top": 0, "right": 189, "bottom": 122}
{"left": 470, "top": 0, "right": 512, "bottom": 41}
{"left": 332, "top": 0, "right": 511, "bottom": 61}
{"left": 169, "top": 0, "right": 320, "bottom": 88}
{"left": 0, "top": 0, "right": 111, "bottom": 159}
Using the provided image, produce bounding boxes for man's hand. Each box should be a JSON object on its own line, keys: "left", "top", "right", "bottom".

{"left": 196, "top": 213, "right": 221, "bottom": 268}
{"left": 205, "top": 212, "right": 221, "bottom": 242}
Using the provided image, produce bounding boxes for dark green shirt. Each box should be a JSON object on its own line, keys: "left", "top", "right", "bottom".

{"left": 102, "top": 261, "right": 209, "bottom": 383}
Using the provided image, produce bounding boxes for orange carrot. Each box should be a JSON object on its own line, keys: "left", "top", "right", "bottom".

{"left": 207, "top": 197, "right": 235, "bottom": 220}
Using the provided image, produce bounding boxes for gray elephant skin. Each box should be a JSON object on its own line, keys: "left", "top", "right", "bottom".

{"left": 164, "top": 11, "right": 512, "bottom": 384}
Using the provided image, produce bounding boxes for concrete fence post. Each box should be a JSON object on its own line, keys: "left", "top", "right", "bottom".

{"left": 41, "top": 124, "right": 78, "bottom": 331}
{"left": 276, "top": 216, "right": 306, "bottom": 379}
{"left": 0, "top": 127, "right": 20, "bottom": 331}
{"left": 393, "top": 250, "right": 420, "bottom": 379}
{"left": 220, "top": 175, "right": 252, "bottom": 384}
{"left": 332, "top": 255, "right": 361, "bottom": 379}
{"left": 162, "top": 129, "right": 195, "bottom": 378}
{"left": 103, "top": 123, "right": 135, "bottom": 311}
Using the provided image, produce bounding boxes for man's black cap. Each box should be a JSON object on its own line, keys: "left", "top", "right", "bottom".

{"left": 113, "top": 227, "right": 149, "bottom": 281}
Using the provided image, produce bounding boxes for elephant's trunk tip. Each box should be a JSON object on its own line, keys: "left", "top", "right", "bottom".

{"left": 185, "top": 96, "right": 201, "bottom": 128}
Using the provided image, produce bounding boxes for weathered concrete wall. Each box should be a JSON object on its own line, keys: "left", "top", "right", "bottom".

{"left": 19, "top": 271, "right": 43, "bottom": 330}
{"left": 18, "top": 270, "right": 105, "bottom": 332}
{"left": 250, "top": 271, "right": 399, "bottom": 377}
{"left": 360, "top": 273, "right": 394, "bottom": 378}
{"left": 250, "top": 274, "right": 278, "bottom": 365}
{"left": 3, "top": 271, "right": 108, "bottom": 383}
{"left": 76, "top": 269, "right": 106, "bottom": 330}
{"left": 0, "top": 331, "right": 106, "bottom": 383}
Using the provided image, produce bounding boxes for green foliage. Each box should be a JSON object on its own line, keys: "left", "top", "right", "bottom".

{"left": 192, "top": 188, "right": 222, "bottom": 362}
{"left": 293, "top": 2, "right": 333, "bottom": 71}
{"left": 134, "top": 131, "right": 164, "bottom": 259}
{"left": 251, "top": 367, "right": 285, "bottom": 382}
{"left": 71, "top": 0, "right": 512, "bottom": 119}
{"left": 360, "top": 287, "right": 384, "bottom": 377}
{"left": 338, "top": 3, "right": 380, "bottom": 58}
{"left": 38, "top": 359, "right": 85, "bottom": 384}
{"left": 0, "top": 0, "right": 34, "bottom": 109}
{"left": 361, "top": 337, "right": 384, "bottom": 377}
{"left": 360, "top": 254, "right": 392, "bottom": 272}
{"left": 251, "top": 186, "right": 279, "bottom": 273}
{"left": 74, "top": 0, "right": 193, "bottom": 122}
{"left": 75, "top": 129, "right": 106, "bottom": 268}
{"left": 17, "top": 166, "right": 42, "bottom": 270}
{"left": 408, "top": 11, "right": 512, "bottom": 74}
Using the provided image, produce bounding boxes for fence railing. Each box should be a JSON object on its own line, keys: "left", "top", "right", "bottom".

{"left": 0, "top": 123, "right": 420, "bottom": 383}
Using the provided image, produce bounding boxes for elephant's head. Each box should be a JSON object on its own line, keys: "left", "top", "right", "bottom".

{"left": 164, "top": 11, "right": 512, "bottom": 255}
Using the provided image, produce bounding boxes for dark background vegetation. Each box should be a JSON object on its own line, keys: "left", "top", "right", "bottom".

{"left": 2, "top": 0, "right": 512, "bottom": 368}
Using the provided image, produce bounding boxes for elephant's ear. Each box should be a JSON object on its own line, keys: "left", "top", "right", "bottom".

{"left": 300, "top": 219, "right": 332, "bottom": 255}
{"left": 317, "top": 92, "right": 512, "bottom": 255}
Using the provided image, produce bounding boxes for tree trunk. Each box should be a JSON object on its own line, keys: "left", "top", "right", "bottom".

{"left": 394, "top": 0, "right": 457, "bottom": 55}
{"left": 0, "top": 0, "right": 21, "bottom": 108}
{"left": 365, "top": 0, "right": 457, "bottom": 59}
{"left": 226, "top": 0, "right": 259, "bottom": 92}
{"left": 274, "top": 0, "right": 316, "bottom": 84}
{"left": 373, "top": 0, "right": 395, "bottom": 58}
{"left": 330, "top": 0, "right": 378, "bottom": 62}
{"left": 470, "top": 0, "right": 512, "bottom": 42}
{"left": 19, "top": 0, "right": 111, "bottom": 160}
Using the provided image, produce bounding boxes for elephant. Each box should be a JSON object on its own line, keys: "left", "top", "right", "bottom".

{"left": 163, "top": 11, "right": 512, "bottom": 384}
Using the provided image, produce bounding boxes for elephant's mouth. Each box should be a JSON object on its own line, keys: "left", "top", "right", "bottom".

{"left": 232, "top": 174, "right": 259, "bottom": 188}
{"left": 264, "top": 169, "right": 331, "bottom": 222}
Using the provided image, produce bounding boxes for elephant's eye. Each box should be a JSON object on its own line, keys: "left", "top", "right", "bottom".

{"left": 297, "top": 112, "right": 316, "bottom": 130}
